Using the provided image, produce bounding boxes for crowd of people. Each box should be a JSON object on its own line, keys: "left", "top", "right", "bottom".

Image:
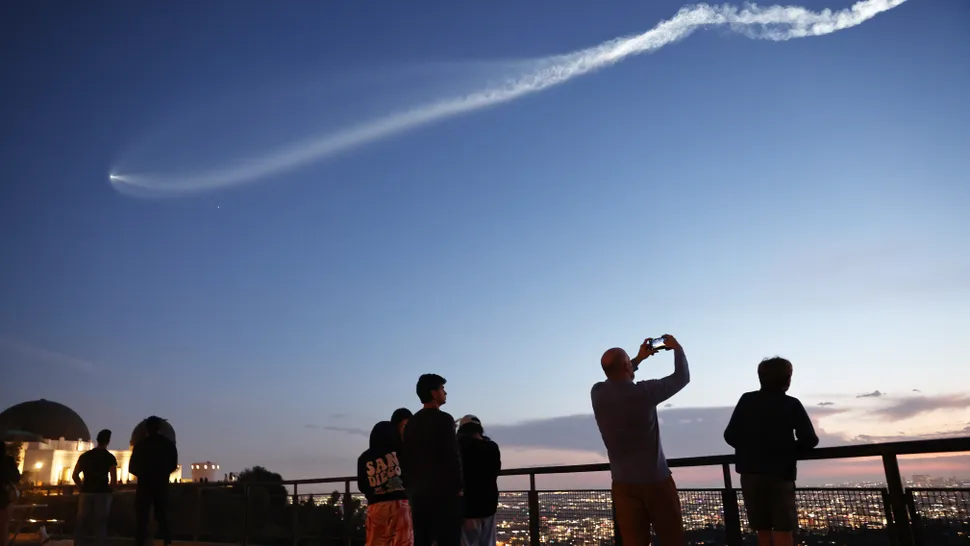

{"left": 358, "top": 373, "right": 502, "bottom": 546}
{"left": 0, "top": 335, "right": 820, "bottom": 546}
{"left": 0, "top": 416, "right": 178, "bottom": 546}
{"left": 367, "top": 334, "right": 819, "bottom": 546}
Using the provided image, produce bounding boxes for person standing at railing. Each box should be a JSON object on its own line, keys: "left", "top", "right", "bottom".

{"left": 723, "top": 357, "right": 819, "bottom": 546}
{"left": 129, "top": 416, "right": 178, "bottom": 546}
{"left": 72, "top": 429, "right": 118, "bottom": 546}
{"left": 591, "top": 334, "right": 690, "bottom": 546}
{"left": 1, "top": 441, "right": 21, "bottom": 546}
{"left": 400, "top": 374, "right": 463, "bottom": 546}
{"left": 456, "top": 415, "right": 501, "bottom": 546}
{"left": 358, "top": 421, "right": 413, "bottom": 546}
{"left": 391, "top": 408, "right": 414, "bottom": 503}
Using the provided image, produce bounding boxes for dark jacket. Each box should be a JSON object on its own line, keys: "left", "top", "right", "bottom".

{"left": 129, "top": 434, "right": 178, "bottom": 488}
{"left": 400, "top": 407, "right": 463, "bottom": 500}
{"left": 458, "top": 433, "right": 501, "bottom": 518}
{"left": 723, "top": 390, "right": 819, "bottom": 481}
{"left": 357, "top": 421, "right": 407, "bottom": 504}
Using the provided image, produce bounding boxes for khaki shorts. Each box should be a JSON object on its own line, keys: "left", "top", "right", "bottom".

{"left": 611, "top": 475, "right": 686, "bottom": 546}
{"left": 740, "top": 474, "right": 798, "bottom": 532}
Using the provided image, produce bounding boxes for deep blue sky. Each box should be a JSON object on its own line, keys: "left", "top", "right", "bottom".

{"left": 2, "top": 0, "right": 969, "bottom": 481}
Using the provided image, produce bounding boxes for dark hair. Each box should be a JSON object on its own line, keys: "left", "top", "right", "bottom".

{"left": 369, "top": 421, "right": 397, "bottom": 452}
{"left": 145, "top": 416, "right": 164, "bottom": 434}
{"left": 390, "top": 408, "right": 412, "bottom": 428}
{"left": 758, "top": 357, "right": 793, "bottom": 391}
{"left": 96, "top": 429, "right": 112, "bottom": 445}
{"left": 416, "top": 374, "right": 446, "bottom": 403}
{"left": 457, "top": 421, "right": 483, "bottom": 437}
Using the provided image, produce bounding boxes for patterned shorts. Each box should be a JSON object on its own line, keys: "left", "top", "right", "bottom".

{"left": 366, "top": 500, "right": 414, "bottom": 546}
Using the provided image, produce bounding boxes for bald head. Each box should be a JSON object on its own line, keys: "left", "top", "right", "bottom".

{"left": 601, "top": 347, "right": 632, "bottom": 379}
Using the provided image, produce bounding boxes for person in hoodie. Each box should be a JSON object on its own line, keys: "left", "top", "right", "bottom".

{"left": 456, "top": 416, "right": 501, "bottom": 546}
{"left": 358, "top": 421, "right": 413, "bottom": 546}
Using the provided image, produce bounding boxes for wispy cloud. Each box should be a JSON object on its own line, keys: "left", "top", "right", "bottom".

{"left": 303, "top": 424, "right": 320, "bottom": 430}
{"left": 0, "top": 337, "right": 96, "bottom": 373}
{"left": 323, "top": 426, "right": 369, "bottom": 437}
{"left": 870, "top": 394, "right": 970, "bottom": 421}
{"left": 818, "top": 401, "right": 835, "bottom": 406}
{"left": 857, "top": 390, "right": 884, "bottom": 398}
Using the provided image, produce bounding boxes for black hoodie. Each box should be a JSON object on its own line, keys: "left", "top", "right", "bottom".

{"left": 458, "top": 428, "right": 501, "bottom": 518}
{"left": 357, "top": 421, "right": 407, "bottom": 504}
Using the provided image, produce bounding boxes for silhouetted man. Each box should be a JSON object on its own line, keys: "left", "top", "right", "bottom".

{"left": 724, "top": 357, "right": 819, "bottom": 546}
{"left": 456, "top": 415, "right": 500, "bottom": 546}
{"left": 129, "top": 416, "right": 178, "bottom": 546}
{"left": 401, "top": 374, "right": 463, "bottom": 546}
{"left": 73, "top": 429, "right": 118, "bottom": 546}
{"left": 592, "top": 334, "right": 690, "bottom": 546}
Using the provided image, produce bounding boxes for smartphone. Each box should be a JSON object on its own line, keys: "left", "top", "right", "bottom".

{"left": 649, "top": 336, "right": 669, "bottom": 350}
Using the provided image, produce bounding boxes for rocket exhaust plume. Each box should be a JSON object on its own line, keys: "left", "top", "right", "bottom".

{"left": 110, "top": 0, "right": 908, "bottom": 198}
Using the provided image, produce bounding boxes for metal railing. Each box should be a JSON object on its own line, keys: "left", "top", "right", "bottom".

{"left": 16, "top": 437, "right": 970, "bottom": 546}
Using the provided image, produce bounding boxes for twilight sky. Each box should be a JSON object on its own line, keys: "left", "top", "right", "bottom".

{"left": 2, "top": 0, "right": 969, "bottom": 489}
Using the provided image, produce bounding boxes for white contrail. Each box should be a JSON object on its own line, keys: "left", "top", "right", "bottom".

{"left": 111, "top": 0, "right": 907, "bottom": 198}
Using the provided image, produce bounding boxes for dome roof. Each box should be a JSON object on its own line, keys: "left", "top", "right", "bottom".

{"left": 0, "top": 399, "right": 91, "bottom": 442}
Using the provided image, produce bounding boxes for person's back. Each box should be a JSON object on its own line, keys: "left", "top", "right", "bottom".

{"left": 724, "top": 390, "right": 818, "bottom": 479}
{"left": 130, "top": 434, "right": 178, "bottom": 488}
{"left": 76, "top": 449, "right": 117, "bottom": 494}
{"left": 403, "top": 407, "right": 462, "bottom": 499}
{"left": 591, "top": 340, "right": 689, "bottom": 484}
{"left": 723, "top": 357, "right": 818, "bottom": 546}
{"left": 591, "top": 335, "right": 690, "bottom": 546}
{"left": 592, "top": 380, "right": 668, "bottom": 483}
{"left": 457, "top": 433, "right": 500, "bottom": 517}
{"left": 358, "top": 421, "right": 412, "bottom": 546}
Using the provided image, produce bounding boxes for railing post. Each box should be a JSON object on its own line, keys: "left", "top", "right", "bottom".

{"left": 882, "top": 453, "right": 914, "bottom": 546}
{"left": 721, "top": 463, "right": 743, "bottom": 546}
{"left": 243, "top": 484, "right": 251, "bottom": 546}
{"left": 880, "top": 491, "right": 898, "bottom": 546}
{"left": 193, "top": 485, "right": 201, "bottom": 542}
{"left": 611, "top": 491, "right": 622, "bottom": 546}
{"left": 292, "top": 483, "right": 299, "bottom": 546}
{"left": 343, "top": 479, "right": 354, "bottom": 546}
{"left": 905, "top": 490, "right": 922, "bottom": 546}
{"left": 528, "top": 473, "right": 540, "bottom": 546}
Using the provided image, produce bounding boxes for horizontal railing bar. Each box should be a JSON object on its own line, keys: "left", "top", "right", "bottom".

{"left": 25, "top": 436, "right": 970, "bottom": 491}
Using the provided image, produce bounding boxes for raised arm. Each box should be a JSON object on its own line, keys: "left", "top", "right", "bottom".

{"left": 639, "top": 340, "right": 691, "bottom": 405}
{"left": 793, "top": 399, "right": 819, "bottom": 451}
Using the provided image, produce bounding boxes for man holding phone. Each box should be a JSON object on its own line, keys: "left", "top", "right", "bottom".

{"left": 591, "top": 334, "right": 691, "bottom": 546}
